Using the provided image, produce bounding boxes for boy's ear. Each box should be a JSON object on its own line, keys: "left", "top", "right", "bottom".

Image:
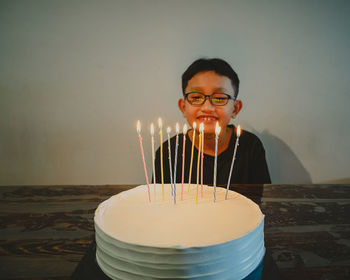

{"left": 178, "top": 98, "right": 186, "bottom": 115}
{"left": 232, "top": 100, "right": 243, "bottom": 118}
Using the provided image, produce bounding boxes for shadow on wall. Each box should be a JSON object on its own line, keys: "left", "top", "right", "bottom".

{"left": 255, "top": 130, "right": 312, "bottom": 184}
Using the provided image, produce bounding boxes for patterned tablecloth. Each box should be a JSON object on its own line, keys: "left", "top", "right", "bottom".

{"left": 0, "top": 184, "right": 349, "bottom": 279}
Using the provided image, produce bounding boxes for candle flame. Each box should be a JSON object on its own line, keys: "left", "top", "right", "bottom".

{"left": 215, "top": 121, "right": 221, "bottom": 135}
{"left": 199, "top": 123, "right": 204, "bottom": 132}
{"left": 237, "top": 125, "right": 241, "bottom": 137}
{"left": 176, "top": 122, "right": 180, "bottom": 133}
{"left": 137, "top": 120, "right": 141, "bottom": 134}
{"left": 150, "top": 123, "right": 154, "bottom": 136}
{"left": 183, "top": 124, "right": 188, "bottom": 134}
{"left": 167, "top": 127, "right": 171, "bottom": 134}
{"left": 193, "top": 122, "right": 197, "bottom": 129}
{"left": 158, "top": 118, "right": 162, "bottom": 129}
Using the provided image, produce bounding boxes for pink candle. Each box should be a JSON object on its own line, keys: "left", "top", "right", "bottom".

{"left": 181, "top": 124, "right": 188, "bottom": 201}
{"left": 201, "top": 123, "right": 204, "bottom": 197}
{"left": 188, "top": 122, "right": 197, "bottom": 192}
{"left": 213, "top": 122, "right": 221, "bottom": 203}
{"left": 137, "top": 120, "right": 151, "bottom": 202}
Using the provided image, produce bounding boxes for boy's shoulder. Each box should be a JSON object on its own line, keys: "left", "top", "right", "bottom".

{"left": 229, "top": 125, "right": 264, "bottom": 147}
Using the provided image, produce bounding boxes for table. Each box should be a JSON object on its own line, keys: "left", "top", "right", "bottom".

{"left": 0, "top": 184, "right": 349, "bottom": 280}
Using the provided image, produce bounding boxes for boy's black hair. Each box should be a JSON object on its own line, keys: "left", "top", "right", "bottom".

{"left": 182, "top": 58, "right": 240, "bottom": 98}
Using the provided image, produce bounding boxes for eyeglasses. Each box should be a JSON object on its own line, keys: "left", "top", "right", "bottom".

{"left": 184, "top": 92, "right": 235, "bottom": 106}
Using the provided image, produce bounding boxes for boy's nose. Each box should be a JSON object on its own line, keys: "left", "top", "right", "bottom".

{"left": 201, "top": 98, "right": 215, "bottom": 111}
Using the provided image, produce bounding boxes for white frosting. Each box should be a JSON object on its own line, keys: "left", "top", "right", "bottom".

{"left": 95, "top": 184, "right": 265, "bottom": 280}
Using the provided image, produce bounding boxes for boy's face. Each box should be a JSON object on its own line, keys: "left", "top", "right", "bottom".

{"left": 178, "top": 71, "right": 242, "bottom": 134}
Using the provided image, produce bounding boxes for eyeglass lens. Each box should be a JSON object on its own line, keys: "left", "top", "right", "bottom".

{"left": 186, "top": 93, "right": 231, "bottom": 106}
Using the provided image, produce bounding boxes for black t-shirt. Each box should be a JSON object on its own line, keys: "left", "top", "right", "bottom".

{"left": 155, "top": 125, "right": 271, "bottom": 185}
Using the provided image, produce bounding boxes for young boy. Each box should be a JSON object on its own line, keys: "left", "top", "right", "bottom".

{"left": 155, "top": 58, "right": 271, "bottom": 185}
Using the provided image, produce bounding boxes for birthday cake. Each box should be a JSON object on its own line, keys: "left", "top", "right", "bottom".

{"left": 94, "top": 184, "right": 265, "bottom": 279}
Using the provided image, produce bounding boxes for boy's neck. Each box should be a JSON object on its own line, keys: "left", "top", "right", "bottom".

{"left": 188, "top": 126, "right": 233, "bottom": 157}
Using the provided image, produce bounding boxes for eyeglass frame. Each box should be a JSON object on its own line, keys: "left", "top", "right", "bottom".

{"left": 183, "top": 92, "right": 236, "bottom": 106}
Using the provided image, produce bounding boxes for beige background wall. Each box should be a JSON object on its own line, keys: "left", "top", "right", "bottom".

{"left": 1, "top": 0, "right": 349, "bottom": 185}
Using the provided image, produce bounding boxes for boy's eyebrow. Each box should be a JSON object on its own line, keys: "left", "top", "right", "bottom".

{"left": 186, "top": 87, "right": 203, "bottom": 92}
{"left": 187, "top": 87, "right": 229, "bottom": 92}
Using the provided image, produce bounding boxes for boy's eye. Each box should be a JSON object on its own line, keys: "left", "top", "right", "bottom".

{"left": 192, "top": 96, "right": 203, "bottom": 100}
{"left": 212, "top": 94, "right": 228, "bottom": 99}
{"left": 188, "top": 93, "right": 205, "bottom": 102}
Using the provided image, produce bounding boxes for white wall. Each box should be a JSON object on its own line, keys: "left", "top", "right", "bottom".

{"left": 1, "top": 0, "right": 349, "bottom": 185}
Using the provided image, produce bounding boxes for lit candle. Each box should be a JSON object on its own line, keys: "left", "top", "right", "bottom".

{"left": 137, "top": 120, "right": 151, "bottom": 202}
{"left": 181, "top": 124, "right": 188, "bottom": 200}
{"left": 150, "top": 123, "right": 156, "bottom": 196}
{"left": 173, "top": 123, "right": 180, "bottom": 204}
{"left": 167, "top": 127, "right": 174, "bottom": 197}
{"left": 226, "top": 125, "right": 241, "bottom": 200}
{"left": 201, "top": 123, "right": 204, "bottom": 198}
{"left": 158, "top": 118, "right": 164, "bottom": 200}
{"left": 213, "top": 122, "right": 221, "bottom": 203}
{"left": 196, "top": 123, "right": 203, "bottom": 204}
{"left": 188, "top": 122, "right": 197, "bottom": 192}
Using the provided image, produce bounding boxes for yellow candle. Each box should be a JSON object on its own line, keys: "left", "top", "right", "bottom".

{"left": 158, "top": 118, "right": 164, "bottom": 200}
{"left": 167, "top": 126, "right": 174, "bottom": 197}
{"left": 188, "top": 122, "right": 196, "bottom": 192}
{"left": 196, "top": 123, "right": 203, "bottom": 204}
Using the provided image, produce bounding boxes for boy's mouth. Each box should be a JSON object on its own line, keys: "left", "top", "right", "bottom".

{"left": 197, "top": 116, "right": 218, "bottom": 122}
